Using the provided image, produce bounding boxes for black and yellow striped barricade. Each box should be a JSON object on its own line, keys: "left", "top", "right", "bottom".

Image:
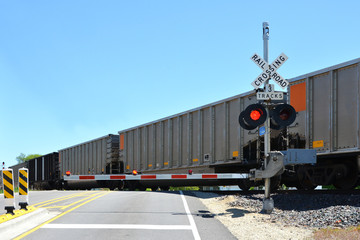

{"left": 18, "top": 168, "right": 29, "bottom": 210}
{"left": 2, "top": 169, "right": 15, "bottom": 214}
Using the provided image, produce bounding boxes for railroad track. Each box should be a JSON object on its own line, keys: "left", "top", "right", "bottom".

{"left": 202, "top": 188, "right": 360, "bottom": 195}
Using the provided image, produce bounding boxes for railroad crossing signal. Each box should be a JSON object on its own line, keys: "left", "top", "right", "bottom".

{"left": 238, "top": 103, "right": 296, "bottom": 130}
{"left": 251, "top": 53, "right": 289, "bottom": 90}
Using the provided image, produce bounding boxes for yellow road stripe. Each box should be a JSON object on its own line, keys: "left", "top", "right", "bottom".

{"left": 32, "top": 192, "right": 96, "bottom": 207}
{"left": 35, "top": 194, "right": 90, "bottom": 208}
{"left": 14, "top": 191, "right": 110, "bottom": 240}
{"left": 40, "top": 192, "right": 102, "bottom": 209}
{"left": 42, "top": 206, "right": 67, "bottom": 209}
{"left": 60, "top": 192, "right": 102, "bottom": 210}
{"left": 42, "top": 192, "right": 103, "bottom": 210}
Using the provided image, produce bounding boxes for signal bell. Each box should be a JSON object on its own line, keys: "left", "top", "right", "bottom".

{"left": 238, "top": 104, "right": 267, "bottom": 130}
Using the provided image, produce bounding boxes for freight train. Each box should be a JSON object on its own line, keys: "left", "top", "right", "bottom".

{"left": 9, "top": 58, "right": 360, "bottom": 191}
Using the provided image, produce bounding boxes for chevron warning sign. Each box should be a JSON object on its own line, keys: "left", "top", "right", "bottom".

{"left": 19, "top": 169, "right": 28, "bottom": 195}
{"left": 2, "top": 169, "right": 15, "bottom": 214}
{"left": 19, "top": 168, "right": 29, "bottom": 209}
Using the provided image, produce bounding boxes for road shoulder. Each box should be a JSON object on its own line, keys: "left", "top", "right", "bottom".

{"left": 193, "top": 192, "right": 314, "bottom": 240}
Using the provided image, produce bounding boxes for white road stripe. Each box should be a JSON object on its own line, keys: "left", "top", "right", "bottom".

{"left": 42, "top": 224, "right": 192, "bottom": 230}
{"left": 41, "top": 191, "right": 201, "bottom": 239}
{"left": 179, "top": 190, "right": 201, "bottom": 240}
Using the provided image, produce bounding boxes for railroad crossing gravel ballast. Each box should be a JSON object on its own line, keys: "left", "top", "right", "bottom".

{"left": 226, "top": 192, "right": 360, "bottom": 228}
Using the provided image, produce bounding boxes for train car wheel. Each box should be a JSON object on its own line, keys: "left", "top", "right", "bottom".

{"left": 296, "top": 182, "right": 316, "bottom": 190}
{"left": 333, "top": 162, "right": 359, "bottom": 190}
{"left": 296, "top": 166, "right": 317, "bottom": 190}
{"left": 126, "top": 181, "right": 136, "bottom": 191}
{"left": 138, "top": 185, "right": 147, "bottom": 191}
{"left": 62, "top": 181, "right": 70, "bottom": 190}
{"left": 160, "top": 186, "right": 170, "bottom": 191}
{"left": 118, "top": 181, "right": 125, "bottom": 191}
{"left": 238, "top": 179, "right": 252, "bottom": 191}
{"left": 107, "top": 181, "right": 118, "bottom": 190}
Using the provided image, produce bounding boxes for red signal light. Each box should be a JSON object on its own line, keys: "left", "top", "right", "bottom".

{"left": 132, "top": 170, "right": 138, "bottom": 175}
{"left": 239, "top": 103, "right": 296, "bottom": 130}
{"left": 66, "top": 171, "right": 71, "bottom": 176}
{"left": 279, "top": 108, "right": 290, "bottom": 121}
{"left": 250, "top": 110, "right": 262, "bottom": 121}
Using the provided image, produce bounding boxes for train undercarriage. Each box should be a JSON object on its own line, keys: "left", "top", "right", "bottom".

{"left": 221, "top": 133, "right": 360, "bottom": 191}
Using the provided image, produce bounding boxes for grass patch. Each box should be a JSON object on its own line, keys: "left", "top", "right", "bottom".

{"left": 0, "top": 187, "right": 19, "bottom": 194}
{"left": 313, "top": 226, "right": 360, "bottom": 240}
{"left": 170, "top": 186, "right": 200, "bottom": 191}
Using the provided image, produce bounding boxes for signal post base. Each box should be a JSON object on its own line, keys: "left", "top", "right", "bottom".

{"left": 19, "top": 202, "right": 28, "bottom": 210}
{"left": 262, "top": 198, "right": 274, "bottom": 214}
{"left": 5, "top": 206, "right": 15, "bottom": 215}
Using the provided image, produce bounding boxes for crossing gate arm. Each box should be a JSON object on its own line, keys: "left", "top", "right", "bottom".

{"left": 63, "top": 173, "right": 249, "bottom": 181}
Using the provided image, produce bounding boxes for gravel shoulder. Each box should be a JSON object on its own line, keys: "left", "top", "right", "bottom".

{"left": 194, "top": 191, "right": 360, "bottom": 240}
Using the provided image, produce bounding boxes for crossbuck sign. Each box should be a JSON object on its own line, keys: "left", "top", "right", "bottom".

{"left": 250, "top": 53, "right": 289, "bottom": 90}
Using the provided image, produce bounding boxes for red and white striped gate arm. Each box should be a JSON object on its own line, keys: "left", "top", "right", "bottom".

{"left": 64, "top": 173, "right": 248, "bottom": 181}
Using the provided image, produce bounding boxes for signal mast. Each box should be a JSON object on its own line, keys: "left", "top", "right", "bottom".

{"left": 239, "top": 22, "right": 297, "bottom": 213}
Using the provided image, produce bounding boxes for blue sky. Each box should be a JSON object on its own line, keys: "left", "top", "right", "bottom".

{"left": 1, "top": 1, "right": 359, "bottom": 167}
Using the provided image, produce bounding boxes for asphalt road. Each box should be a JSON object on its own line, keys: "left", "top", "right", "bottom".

{"left": 0, "top": 191, "right": 94, "bottom": 215}
{"left": 1, "top": 191, "right": 236, "bottom": 240}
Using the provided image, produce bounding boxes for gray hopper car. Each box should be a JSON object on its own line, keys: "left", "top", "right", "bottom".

{"left": 118, "top": 91, "right": 265, "bottom": 174}
{"left": 118, "top": 57, "right": 360, "bottom": 190}
{"left": 59, "top": 134, "right": 120, "bottom": 176}
{"left": 286, "top": 58, "right": 360, "bottom": 189}
{"left": 9, "top": 57, "right": 360, "bottom": 191}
